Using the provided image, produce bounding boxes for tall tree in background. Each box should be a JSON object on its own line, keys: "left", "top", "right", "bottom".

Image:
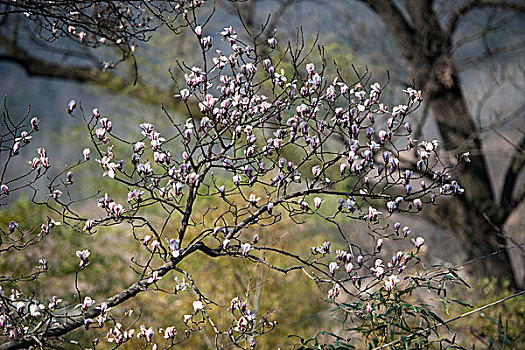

{"left": 355, "top": 0, "right": 524, "bottom": 288}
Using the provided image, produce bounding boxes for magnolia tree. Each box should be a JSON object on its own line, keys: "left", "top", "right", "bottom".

{"left": 0, "top": 2, "right": 471, "bottom": 349}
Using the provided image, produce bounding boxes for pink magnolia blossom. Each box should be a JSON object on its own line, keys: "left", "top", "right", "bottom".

{"left": 412, "top": 236, "right": 425, "bottom": 249}
{"left": 76, "top": 249, "right": 90, "bottom": 268}
{"left": 1, "top": 184, "right": 8, "bottom": 196}
{"left": 31, "top": 116, "right": 40, "bottom": 130}
{"left": 241, "top": 242, "right": 251, "bottom": 256}
{"left": 329, "top": 262, "right": 339, "bottom": 275}
{"left": 267, "top": 37, "right": 277, "bottom": 49}
{"left": 193, "top": 300, "right": 203, "bottom": 313}
{"left": 385, "top": 275, "right": 401, "bottom": 292}
{"left": 67, "top": 99, "right": 76, "bottom": 113}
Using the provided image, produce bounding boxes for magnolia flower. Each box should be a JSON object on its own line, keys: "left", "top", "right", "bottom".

{"left": 166, "top": 238, "right": 180, "bottom": 258}
{"left": 393, "top": 222, "right": 401, "bottom": 233}
{"left": 387, "top": 201, "right": 396, "bottom": 213}
{"left": 201, "top": 35, "right": 213, "bottom": 48}
{"left": 151, "top": 240, "right": 160, "bottom": 250}
{"left": 180, "top": 88, "right": 190, "bottom": 101}
{"left": 143, "top": 235, "right": 152, "bottom": 245}
{"left": 11, "top": 289, "right": 22, "bottom": 301}
{"left": 162, "top": 326, "right": 177, "bottom": 339}
{"left": 220, "top": 26, "right": 236, "bottom": 37}
{"left": 19, "top": 131, "right": 32, "bottom": 143}
{"left": 322, "top": 241, "right": 331, "bottom": 255}
{"left": 366, "top": 302, "right": 373, "bottom": 313}
{"left": 267, "top": 37, "right": 277, "bottom": 49}
{"left": 345, "top": 263, "right": 353, "bottom": 273}
{"left": 241, "top": 242, "right": 251, "bottom": 256}
{"left": 138, "top": 325, "right": 154, "bottom": 342}
{"left": 378, "top": 130, "right": 387, "bottom": 142}
{"left": 328, "top": 284, "right": 340, "bottom": 300}
{"left": 267, "top": 202, "right": 274, "bottom": 214}
{"left": 403, "top": 87, "right": 422, "bottom": 101}
{"left": 183, "top": 314, "right": 193, "bottom": 324}
{"left": 83, "top": 219, "right": 95, "bottom": 231}
{"left": 1, "top": 184, "right": 8, "bottom": 196}
{"left": 313, "top": 197, "right": 324, "bottom": 209}
{"left": 385, "top": 275, "right": 401, "bottom": 292}
{"left": 306, "top": 63, "right": 315, "bottom": 75}
{"left": 195, "top": 26, "right": 202, "bottom": 36}
{"left": 83, "top": 148, "right": 90, "bottom": 160}
{"left": 12, "top": 141, "right": 20, "bottom": 155}
{"left": 419, "top": 140, "right": 439, "bottom": 152}
{"left": 329, "top": 262, "right": 339, "bottom": 275}
{"left": 9, "top": 221, "right": 19, "bottom": 233}
{"left": 248, "top": 193, "right": 260, "bottom": 204}
{"left": 29, "top": 304, "right": 44, "bottom": 317}
{"left": 340, "top": 163, "right": 347, "bottom": 176}
{"left": 16, "top": 301, "right": 25, "bottom": 313}
{"left": 377, "top": 238, "right": 383, "bottom": 251}
{"left": 413, "top": 198, "right": 422, "bottom": 211}
{"left": 392, "top": 104, "right": 408, "bottom": 118}
{"left": 95, "top": 127, "right": 106, "bottom": 140}
{"left": 78, "top": 296, "right": 95, "bottom": 310}
{"left": 38, "top": 258, "right": 48, "bottom": 270}
{"left": 299, "top": 199, "right": 309, "bottom": 210}
{"left": 186, "top": 172, "right": 198, "bottom": 184}
{"left": 147, "top": 271, "right": 161, "bottom": 283}
{"left": 174, "top": 182, "right": 184, "bottom": 195}
{"left": 412, "top": 236, "right": 425, "bottom": 249}
{"left": 92, "top": 108, "right": 100, "bottom": 118}
{"left": 127, "top": 189, "right": 144, "bottom": 202}
{"left": 312, "top": 165, "right": 321, "bottom": 177}
{"left": 83, "top": 318, "right": 94, "bottom": 329}
{"left": 48, "top": 296, "right": 62, "bottom": 310}
{"left": 67, "top": 99, "right": 76, "bottom": 113}
{"left": 372, "top": 265, "right": 385, "bottom": 279}
{"left": 134, "top": 142, "right": 145, "bottom": 152}
{"left": 193, "top": 300, "right": 203, "bottom": 313}
{"left": 31, "top": 116, "right": 40, "bottom": 130}
{"left": 357, "top": 255, "right": 364, "bottom": 266}
{"left": 368, "top": 206, "right": 382, "bottom": 221}
{"left": 76, "top": 249, "right": 90, "bottom": 268}
{"left": 140, "top": 123, "right": 155, "bottom": 135}
{"left": 233, "top": 175, "right": 242, "bottom": 186}
{"left": 137, "top": 161, "right": 153, "bottom": 176}
{"left": 49, "top": 190, "right": 62, "bottom": 200}
{"left": 99, "top": 118, "right": 112, "bottom": 131}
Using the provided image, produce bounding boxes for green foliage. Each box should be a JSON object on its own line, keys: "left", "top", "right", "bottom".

{"left": 447, "top": 278, "right": 524, "bottom": 349}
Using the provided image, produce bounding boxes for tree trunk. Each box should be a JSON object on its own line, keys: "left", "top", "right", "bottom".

{"left": 423, "top": 61, "right": 518, "bottom": 289}
{"left": 361, "top": 0, "right": 518, "bottom": 288}
{"left": 436, "top": 198, "right": 518, "bottom": 288}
